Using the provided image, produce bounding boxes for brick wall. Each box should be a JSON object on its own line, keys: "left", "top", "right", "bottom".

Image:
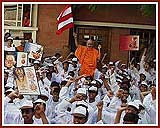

{"left": 73, "top": 5, "right": 155, "bottom": 25}
{"left": 37, "top": 5, "right": 70, "bottom": 58}
{"left": 110, "top": 28, "right": 130, "bottom": 64}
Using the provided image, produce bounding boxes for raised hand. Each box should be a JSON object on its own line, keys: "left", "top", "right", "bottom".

{"left": 116, "top": 89, "right": 124, "bottom": 98}
{"left": 98, "top": 44, "right": 102, "bottom": 50}
{"left": 73, "top": 32, "right": 77, "bottom": 38}
{"left": 34, "top": 103, "right": 45, "bottom": 115}
{"left": 97, "top": 101, "right": 103, "bottom": 110}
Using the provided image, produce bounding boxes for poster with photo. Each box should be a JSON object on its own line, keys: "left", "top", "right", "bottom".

{"left": 17, "top": 52, "right": 28, "bottom": 67}
{"left": 24, "top": 42, "right": 43, "bottom": 61}
{"left": 119, "top": 35, "right": 139, "bottom": 51}
{"left": 13, "top": 66, "right": 40, "bottom": 95}
{"left": 4, "top": 51, "right": 17, "bottom": 69}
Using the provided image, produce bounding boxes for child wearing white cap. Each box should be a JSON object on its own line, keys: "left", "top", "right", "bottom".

{"left": 33, "top": 99, "right": 49, "bottom": 124}
{"left": 87, "top": 86, "right": 100, "bottom": 111}
{"left": 114, "top": 101, "right": 140, "bottom": 124}
{"left": 19, "top": 100, "right": 34, "bottom": 124}
{"left": 142, "top": 85, "right": 156, "bottom": 124}
{"left": 4, "top": 90, "right": 22, "bottom": 124}
{"left": 4, "top": 36, "right": 16, "bottom": 51}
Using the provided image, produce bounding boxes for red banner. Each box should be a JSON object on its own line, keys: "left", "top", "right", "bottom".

{"left": 119, "top": 35, "right": 139, "bottom": 51}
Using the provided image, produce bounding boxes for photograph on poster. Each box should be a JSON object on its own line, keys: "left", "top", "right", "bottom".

{"left": 4, "top": 51, "right": 17, "bottom": 69}
{"left": 24, "top": 42, "right": 43, "bottom": 61}
{"left": 13, "top": 66, "right": 40, "bottom": 95}
{"left": 16, "top": 52, "right": 28, "bottom": 67}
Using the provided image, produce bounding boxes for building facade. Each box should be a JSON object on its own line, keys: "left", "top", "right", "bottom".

{"left": 3, "top": 4, "right": 156, "bottom": 64}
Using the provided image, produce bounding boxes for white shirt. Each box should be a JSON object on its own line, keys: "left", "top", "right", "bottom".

{"left": 5, "top": 46, "right": 16, "bottom": 51}
{"left": 46, "top": 95, "right": 61, "bottom": 121}
{"left": 4, "top": 97, "right": 22, "bottom": 124}
{"left": 143, "top": 93, "right": 156, "bottom": 124}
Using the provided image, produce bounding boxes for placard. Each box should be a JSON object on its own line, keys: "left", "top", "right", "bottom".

{"left": 14, "top": 66, "right": 40, "bottom": 95}
{"left": 17, "top": 52, "right": 28, "bottom": 67}
{"left": 119, "top": 35, "right": 139, "bottom": 51}
{"left": 24, "top": 42, "right": 43, "bottom": 61}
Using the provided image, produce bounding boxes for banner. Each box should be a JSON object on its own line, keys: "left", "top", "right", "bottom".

{"left": 56, "top": 5, "right": 74, "bottom": 35}
{"left": 119, "top": 35, "right": 139, "bottom": 51}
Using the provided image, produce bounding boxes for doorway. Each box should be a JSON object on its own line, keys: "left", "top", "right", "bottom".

{"left": 75, "top": 26, "right": 111, "bottom": 64}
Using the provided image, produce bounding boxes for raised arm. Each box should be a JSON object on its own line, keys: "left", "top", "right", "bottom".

{"left": 98, "top": 44, "right": 101, "bottom": 60}
{"left": 97, "top": 101, "right": 103, "bottom": 122}
{"left": 73, "top": 32, "right": 78, "bottom": 48}
{"left": 114, "top": 106, "right": 127, "bottom": 124}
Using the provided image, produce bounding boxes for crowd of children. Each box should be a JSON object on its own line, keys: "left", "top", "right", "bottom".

{"left": 4, "top": 33, "right": 156, "bottom": 124}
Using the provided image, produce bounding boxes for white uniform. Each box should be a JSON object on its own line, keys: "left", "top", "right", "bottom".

{"left": 143, "top": 93, "right": 156, "bottom": 124}
{"left": 102, "top": 96, "right": 122, "bottom": 124}
{"left": 46, "top": 95, "right": 61, "bottom": 121}
{"left": 4, "top": 97, "right": 22, "bottom": 124}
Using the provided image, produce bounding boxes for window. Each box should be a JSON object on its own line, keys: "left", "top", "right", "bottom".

{"left": 4, "top": 4, "right": 32, "bottom": 27}
{"left": 130, "top": 29, "right": 156, "bottom": 63}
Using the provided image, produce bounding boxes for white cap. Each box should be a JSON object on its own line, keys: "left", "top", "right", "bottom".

{"left": 102, "top": 64, "right": 108, "bottom": 68}
{"left": 34, "top": 99, "right": 46, "bottom": 104}
{"left": 134, "top": 100, "right": 144, "bottom": 108}
{"left": 53, "top": 60, "right": 59, "bottom": 64}
{"left": 72, "top": 58, "right": 78, "bottom": 62}
{"left": 76, "top": 100, "right": 88, "bottom": 108}
{"left": 72, "top": 106, "right": 87, "bottom": 117}
{"left": 116, "top": 79, "right": 122, "bottom": 83}
{"left": 123, "top": 72, "right": 128, "bottom": 76}
{"left": 116, "top": 74, "right": 123, "bottom": 79}
{"left": 68, "top": 60, "right": 72, "bottom": 63}
{"left": 77, "top": 88, "right": 87, "bottom": 95}
{"left": 153, "top": 59, "right": 156, "bottom": 62}
{"left": 20, "top": 100, "right": 33, "bottom": 109}
{"left": 121, "top": 63, "right": 126, "bottom": 66}
{"left": 128, "top": 101, "right": 139, "bottom": 110}
{"left": 140, "top": 81, "right": 148, "bottom": 87}
{"left": 89, "top": 86, "right": 97, "bottom": 92}
{"left": 109, "top": 61, "right": 113, "bottom": 65}
{"left": 139, "top": 72, "right": 146, "bottom": 76}
{"left": 7, "top": 37, "right": 13, "bottom": 40}
{"left": 48, "top": 63, "right": 54, "bottom": 67}
{"left": 51, "top": 56, "right": 56, "bottom": 59}
{"left": 5, "top": 88, "right": 14, "bottom": 93}
{"left": 126, "top": 76, "right": 130, "bottom": 80}
{"left": 65, "top": 75, "right": 72, "bottom": 80}
{"left": 91, "top": 80, "right": 96, "bottom": 85}
{"left": 40, "top": 89, "right": 49, "bottom": 98}
{"left": 34, "top": 60, "right": 40, "bottom": 64}
{"left": 96, "top": 79, "right": 103, "bottom": 85}
{"left": 5, "top": 82, "right": 14, "bottom": 88}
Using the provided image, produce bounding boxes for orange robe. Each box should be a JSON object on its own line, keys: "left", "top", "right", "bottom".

{"left": 75, "top": 45, "right": 99, "bottom": 77}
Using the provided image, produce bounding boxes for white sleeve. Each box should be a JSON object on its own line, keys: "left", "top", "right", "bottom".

{"left": 103, "top": 95, "right": 111, "bottom": 108}
{"left": 108, "top": 96, "right": 122, "bottom": 111}
{"left": 96, "top": 120, "right": 103, "bottom": 124}
{"left": 4, "top": 96, "right": 11, "bottom": 112}
{"left": 59, "top": 86, "right": 70, "bottom": 100}
{"left": 140, "top": 55, "right": 145, "bottom": 70}
{"left": 56, "top": 99, "right": 72, "bottom": 115}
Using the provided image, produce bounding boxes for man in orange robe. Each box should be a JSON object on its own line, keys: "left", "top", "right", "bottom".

{"left": 74, "top": 33, "right": 101, "bottom": 77}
